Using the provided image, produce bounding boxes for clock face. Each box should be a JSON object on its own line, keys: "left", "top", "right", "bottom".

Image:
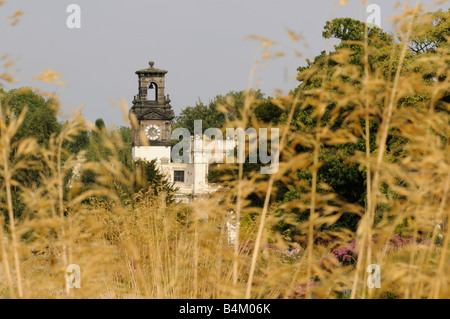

{"left": 145, "top": 124, "right": 161, "bottom": 141}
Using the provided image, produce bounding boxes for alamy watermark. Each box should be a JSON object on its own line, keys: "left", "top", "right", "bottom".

{"left": 66, "top": 264, "right": 81, "bottom": 289}
{"left": 65, "top": 4, "right": 380, "bottom": 30}
{"left": 66, "top": 4, "right": 81, "bottom": 29}
{"left": 171, "top": 120, "right": 279, "bottom": 175}
{"left": 366, "top": 264, "right": 381, "bottom": 288}
{"left": 367, "top": 4, "right": 381, "bottom": 28}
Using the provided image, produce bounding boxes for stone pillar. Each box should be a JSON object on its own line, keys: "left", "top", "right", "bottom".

{"left": 192, "top": 134, "right": 204, "bottom": 195}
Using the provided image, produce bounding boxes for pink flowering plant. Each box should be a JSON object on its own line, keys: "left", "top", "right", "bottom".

{"left": 331, "top": 240, "right": 357, "bottom": 265}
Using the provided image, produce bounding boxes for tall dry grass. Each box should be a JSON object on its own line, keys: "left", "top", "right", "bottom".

{"left": 0, "top": 1, "right": 449, "bottom": 299}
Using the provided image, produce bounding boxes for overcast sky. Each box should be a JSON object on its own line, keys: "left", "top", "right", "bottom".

{"left": 0, "top": 0, "right": 446, "bottom": 127}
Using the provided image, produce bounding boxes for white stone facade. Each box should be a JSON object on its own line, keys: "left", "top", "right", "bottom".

{"left": 132, "top": 146, "right": 171, "bottom": 163}
{"left": 132, "top": 136, "right": 230, "bottom": 203}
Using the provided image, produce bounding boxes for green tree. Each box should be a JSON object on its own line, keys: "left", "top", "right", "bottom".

{"left": 0, "top": 88, "right": 61, "bottom": 219}
{"left": 133, "top": 159, "right": 177, "bottom": 203}
{"left": 2, "top": 88, "right": 61, "bottom": 146}
{"left": 85, "top": 118, "right": 110, "bottom": 163}
{"left": 408, "top": 9, "right": 449, "bottom": 54}
{"left": 94, "top": 118, "right": 105, "bottom": 130}
{"left": 117, "top": 126, "right": 133, "bottom": 171}
{"left": 64, "top": 124, "right": 89, "bottom": 155}
{"left": 254, "top": 97, "right": 284, "bottom": 124}
{"left": 173, "top": 89, "right": 277, "bottom": 134}
{"left": 283, "top": 11, "right": 449, "bottom": 232}
{"left": 173, "top": 98, "right": 225, "bottom": 134}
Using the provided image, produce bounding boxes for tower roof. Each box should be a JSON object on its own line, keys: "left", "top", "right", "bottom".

{"left": 136, "top": 61, "right": 168, "bottom": 76}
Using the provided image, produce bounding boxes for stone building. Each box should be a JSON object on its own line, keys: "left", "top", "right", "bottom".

{"left": 129, "top": 61, "right": 222, "bottom": 202}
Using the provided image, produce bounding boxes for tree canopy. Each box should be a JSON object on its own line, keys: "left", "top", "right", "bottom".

{"left": 0, "top": 88, "right": 62, "bottom": 219}
{"left": 173, "top": 89, "right": 283, "bottom": 134}
{"left": 1, "top": 87, "right": 61, "bottom": 146}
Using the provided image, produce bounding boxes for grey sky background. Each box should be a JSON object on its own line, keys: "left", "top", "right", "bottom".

{"left": 1, "top": 0, "right": 447, "bottom": 127}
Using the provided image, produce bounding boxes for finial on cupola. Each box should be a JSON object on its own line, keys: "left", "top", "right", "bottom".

{"left": 149, "top": 61, "right": 155, "bottom": 68}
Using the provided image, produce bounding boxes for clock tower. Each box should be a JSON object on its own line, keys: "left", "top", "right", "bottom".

{"left": 130, "top": 61, "right": 175, "bottom": 163}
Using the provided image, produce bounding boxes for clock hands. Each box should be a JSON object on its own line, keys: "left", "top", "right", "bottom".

{"left": 145, "top": 125, "right": 161, "bottom": 141}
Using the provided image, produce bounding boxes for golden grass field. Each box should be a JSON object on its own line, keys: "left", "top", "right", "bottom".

{"left": 0, "top": 0, "right": 449, "bottom": 299}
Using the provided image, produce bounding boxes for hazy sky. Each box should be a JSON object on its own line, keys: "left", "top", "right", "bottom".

{"left": 1, "top": 0, "right": 446, "bottom": 126}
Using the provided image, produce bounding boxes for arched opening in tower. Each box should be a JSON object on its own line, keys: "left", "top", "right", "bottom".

{"left": 148, "top": 82, "right": 157, "bottom": 101}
